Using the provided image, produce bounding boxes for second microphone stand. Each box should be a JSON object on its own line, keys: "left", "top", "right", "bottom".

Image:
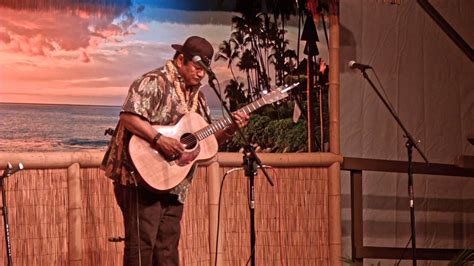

{"left": 358, "top": 69, "right": 429, "bottom": 266}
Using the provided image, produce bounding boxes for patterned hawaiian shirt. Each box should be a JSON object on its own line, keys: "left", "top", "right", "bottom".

{"left": 101, "top": 60, "right": 212, "bottom": 203}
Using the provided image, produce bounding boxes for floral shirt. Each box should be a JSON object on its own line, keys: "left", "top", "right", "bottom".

{"left": 101, "top": 60, "right": 212, "bottom": 203}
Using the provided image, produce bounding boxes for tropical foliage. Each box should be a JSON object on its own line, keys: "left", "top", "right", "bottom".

{"left": 215, "top": 1, "right": 328, "bottom": 152}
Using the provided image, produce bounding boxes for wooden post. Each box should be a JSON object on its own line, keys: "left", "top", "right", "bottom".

{"left": 328, "top": 162, "right": 342, "bottom": 266}
{"left": 329, "top": 1, "right": 341, "bottom": 154}
{"left": 319, "top": 85, "right": 324, "bottom": 150}
{"left": 67, "top": 163, "right": 82, "bottom": 266}
{"left": 328, "top": 0, "right": 342, "bottom": 265}
{"left": 208, "top": 161, "right": 223, "bottom": 265}
{"left": 307, "top": 52, "right": 316, "bottom": 152}
{"left": 351, "top": 170, "right": 364, "bottom": 266}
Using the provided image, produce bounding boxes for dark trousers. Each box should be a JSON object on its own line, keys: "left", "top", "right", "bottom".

{"left": 114, "top": 183, "right": 184, "bottom": 266}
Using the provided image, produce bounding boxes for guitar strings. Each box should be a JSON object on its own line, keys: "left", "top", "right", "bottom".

{"left": 178, "top": 127, "right": 216, "bottom": 147}
{"left": 178, "top": 115, "right": 237, "bottom": 146}
{"left": 176, "top": 87, "right": 291, "bottom": 147}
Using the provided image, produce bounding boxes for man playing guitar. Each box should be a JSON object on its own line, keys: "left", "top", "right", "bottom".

{"left": 101, "top": 36, "right": 248, "bottom": 266}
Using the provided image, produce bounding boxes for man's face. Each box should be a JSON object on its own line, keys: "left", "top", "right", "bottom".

{"left": 176, "top": 54, "right": 206, "bottom": 87}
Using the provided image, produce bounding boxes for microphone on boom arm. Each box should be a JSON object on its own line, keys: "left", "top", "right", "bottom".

{"left": 348, "top": 60, "right": 372, "bottom": 71}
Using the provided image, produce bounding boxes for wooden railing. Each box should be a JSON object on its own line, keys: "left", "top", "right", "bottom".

{"left": 341, "top": 157, "right": 474, "bottom": 265}
{"left": 0, "top": 151, "right": 343, "bottom": 266}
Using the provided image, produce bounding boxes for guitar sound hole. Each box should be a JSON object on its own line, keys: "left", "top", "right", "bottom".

{"left": 181, "top": 133, "right": 197, "bottom": 150}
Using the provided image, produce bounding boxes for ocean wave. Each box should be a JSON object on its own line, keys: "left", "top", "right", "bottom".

{"left": 0, "top": 103, "right": 223, "bottom": 152}
{"left": 63, "top": 138, "right": 110, "bottom": 147}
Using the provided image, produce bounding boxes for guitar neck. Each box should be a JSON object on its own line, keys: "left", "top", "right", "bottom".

{"left": 194, "top": 98, "right": 268, "bottom": 141}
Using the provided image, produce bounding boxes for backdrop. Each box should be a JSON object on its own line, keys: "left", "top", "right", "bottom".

{"left": 339, "top": 0, "right": 473, "bottom": 264}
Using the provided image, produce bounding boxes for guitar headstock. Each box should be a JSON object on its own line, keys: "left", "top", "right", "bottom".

{"left": 261, "top": 82, "right": 300, "bottom": 104}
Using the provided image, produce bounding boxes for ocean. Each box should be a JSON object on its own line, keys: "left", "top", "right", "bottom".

{"left": 0, "top": 103, "right": 225, "bottom": 152}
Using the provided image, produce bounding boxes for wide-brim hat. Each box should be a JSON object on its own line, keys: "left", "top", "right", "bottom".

{"left": 171, "top": 36, "right": 214, "bottom": 67}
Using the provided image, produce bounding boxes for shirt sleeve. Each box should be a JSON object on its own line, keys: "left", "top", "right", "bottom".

{"left": 121, "top": 74, "right": 163, "bottom": 122}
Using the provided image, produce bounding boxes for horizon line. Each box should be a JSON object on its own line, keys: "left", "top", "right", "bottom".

{"left": 0, "top": 101, "right": 122, "bottom": 108}
{"left": 0, "top": 101, "right": 227, "bottom": 110}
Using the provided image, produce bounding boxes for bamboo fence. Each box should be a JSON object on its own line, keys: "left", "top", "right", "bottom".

{"left": 0, "top": 151, "right": 342, "bottom": 265}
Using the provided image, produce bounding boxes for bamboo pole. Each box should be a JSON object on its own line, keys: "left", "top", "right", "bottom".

{"left": 67, "top": 163, "right": 83, "bottom": 266}
{"left": 0, "top": 152, "right": 343, "bottom": 169}
{"left": 328, "top": 0, "right": 342, "bottom": 265}
{"left": 0, "top": 151, "right": 103, "bottom": 169}
{"left": 329, "top": 0, "right": 341, "bottom": 155}
{"left": 319, "top": 85, "right": 325, "bottom": 150}
{"left": 328, "top": 162, "right": 342, "bottom": 265}
{"left": 208, "top": 161, "right": 223, "bottom": 265}
{"left": 216, "top": 152, "right": 342, "bottom": 167}
{"left": 307, "top": 52, "right": 316, "bottom": 152}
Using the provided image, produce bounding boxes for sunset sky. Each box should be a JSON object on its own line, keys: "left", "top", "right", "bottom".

{"left": 0, "top": 1, "right": 326, "bottom": 107}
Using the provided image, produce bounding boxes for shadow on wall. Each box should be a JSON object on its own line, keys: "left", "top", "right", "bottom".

{"left": 340, "top": 23, "right": 357, "bottom": 73}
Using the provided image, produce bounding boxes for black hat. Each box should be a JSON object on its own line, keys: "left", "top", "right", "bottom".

{"left": 171, "top": 36, "right": 214, "bottom": 67}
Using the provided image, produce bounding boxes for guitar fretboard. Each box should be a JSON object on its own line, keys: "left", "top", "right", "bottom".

{"left": 194, "top": 97, "right": 269, "bottom": 141}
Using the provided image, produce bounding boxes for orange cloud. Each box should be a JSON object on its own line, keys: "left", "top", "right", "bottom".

{"left": 7, "top": 33, "right": 53, "bottom": 56}
{"left": 78, "top": 49, "right": 91, "bottom": 62}
{"left": 0, "top": 6, "right": 140, "bottom": 60}
{"left": 0, "top": 31, "right": 11, "bottom": 43}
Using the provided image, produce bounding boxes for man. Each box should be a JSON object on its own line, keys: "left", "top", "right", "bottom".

{"left": 101, "top": 36, "right": 249, "bottom": 265}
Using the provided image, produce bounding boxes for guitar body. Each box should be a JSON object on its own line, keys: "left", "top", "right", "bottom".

{"left": 127, "top": 82, "right": 299, "bottom": 192}
{"left": 128, "top": 112, "right": 218, "bottom": 192}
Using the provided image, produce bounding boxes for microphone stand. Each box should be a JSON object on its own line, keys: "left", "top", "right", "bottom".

{"left": 207, "top": 76, "right": 274, "bottom": 266}
{"left": 356, "top": 69, "right": 429, "bottom": 266}
{"left": 1, "top": 163, "right": 23, "bottom": 266}
{"left": 243, "top": 146, "right": 257, "bottom": 266}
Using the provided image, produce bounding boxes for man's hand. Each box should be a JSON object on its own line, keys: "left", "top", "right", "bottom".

{"left": 232, "top": 111, "right": 249, "bottom": 129}
{"left": 153, "top": 135, "right": 184, "bottom": 161}
{"left": 214, "top": 111, "right": 251, "bottom": 145}
{"left": 222, "top": 111, "right": 249, "bottom": 136}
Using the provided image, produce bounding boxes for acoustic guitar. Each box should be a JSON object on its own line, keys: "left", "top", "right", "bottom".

{"left": 128, "top": 82, "right": 299, "bottom": 191}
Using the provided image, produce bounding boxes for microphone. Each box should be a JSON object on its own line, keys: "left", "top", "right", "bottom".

{"left": 348, "top": 60, "right": 372, "bottom": 71}
{"left": 2, "top": 162, "right": 24, "bottom": 178}
{"left": 192, "top": 55, "right": 216, "bottom": 80}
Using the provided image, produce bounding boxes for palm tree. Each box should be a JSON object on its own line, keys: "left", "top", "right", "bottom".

{"left": 267, "top": 0, "right": 297, "bottom": 39}
{"left": 223, "top": 0, "right": 298, "bottom": 99}
{"left": 230, "top": 31, "right": 247, "bottom": 50}
{"left": 218, "top": 0, "right": 315, "bottom": 153}
{"left": 268, "top": 28, "right": 297, "bottom": 85}
{"left": 232, "top": 12, "right": 270, "bottom": 96}
{"left": 214, "top": 39, "right": 240, "bottom": 81}
{"left": 237, "top": 49, "right": 258, "bottom": 101}
{"left": 225, "top": 79, "right": 246, "bottom": 111}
